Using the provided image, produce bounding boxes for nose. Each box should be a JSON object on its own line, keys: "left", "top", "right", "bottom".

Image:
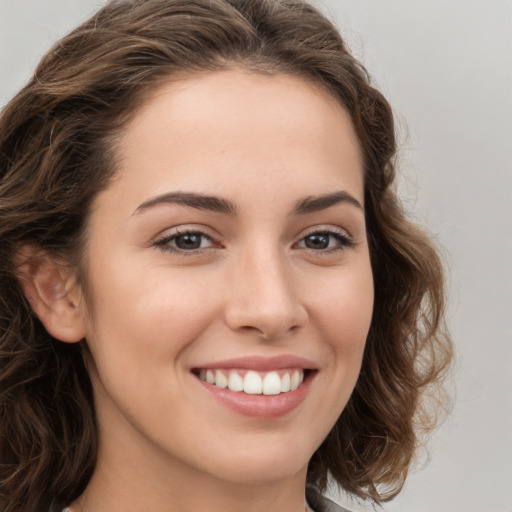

{"left": 224, "top": 249, "right": 308, "bottom": 340}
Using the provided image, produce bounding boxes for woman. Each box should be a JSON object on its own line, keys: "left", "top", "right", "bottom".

{"left": 0, "top": 1, "right": 452, "bottom": 511}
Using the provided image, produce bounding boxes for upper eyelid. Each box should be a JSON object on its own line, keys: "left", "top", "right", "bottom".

{"left": 296, "top": 225, "right": 353, "bottom": 240}
{"left": 153, "top": 224, "right": 219, "bottom": 242}
{"left": 151, "top": 224, "right": 355, "bottom": 246}
{"left": 156, "top": 225, "right": 351, "bottom": 236}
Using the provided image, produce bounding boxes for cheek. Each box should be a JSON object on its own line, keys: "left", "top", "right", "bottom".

{"left": 82, "top": 264, "right": 220, "bottom": 372}
{"left": 309, "top": 262, "right": 374, "bottom": 356}
{"left": 300, "top": 262, "right": 373, "bottom": 443}
{"left": 81, "top": 269, "right": 224, "bottom": 436}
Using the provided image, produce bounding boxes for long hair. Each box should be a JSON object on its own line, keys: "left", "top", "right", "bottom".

{"left": 0, "top": 1, "right": 453, "bottom": 510}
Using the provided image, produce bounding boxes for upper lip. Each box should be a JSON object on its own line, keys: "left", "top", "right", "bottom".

{"left": 192, "top": 355, "right": 317, "bottom": 372}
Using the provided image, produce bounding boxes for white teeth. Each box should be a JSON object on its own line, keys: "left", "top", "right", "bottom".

{"left": 290, "top": 370, "right": 300, "bottom": 391}
{"left": 280, "top": 373, "right": 291, "bottom": 392}
{"left": 215, "top": 370, "right": 228, "bottom": 389}
{"left": 262, "top": 371, "right": 281, "bottom": 395}
{"left": 244, "top": 371, "right": 263, "bottom": 394}
{"left": 198, "top": 368, "right": 306, "bottom": 395}
{"left": 228, "top": 371, "right": 244, "bottom": 392}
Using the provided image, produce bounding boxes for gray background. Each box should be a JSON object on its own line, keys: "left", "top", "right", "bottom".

{"left": 1, "top": 1, "right": 511, "bottom": 511}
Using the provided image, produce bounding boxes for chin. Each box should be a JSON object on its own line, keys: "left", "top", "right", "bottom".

{"left": 196, "top": 435, "right": 317, "bottom": 486}
{"left": 211, "top": 458, "right": 307, "bottom": 486}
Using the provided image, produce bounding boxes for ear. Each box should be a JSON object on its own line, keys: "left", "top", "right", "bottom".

{"left": 16, "top": 247, "right": 87, "bottom": 343}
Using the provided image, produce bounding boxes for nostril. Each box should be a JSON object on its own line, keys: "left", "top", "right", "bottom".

{"left": 237, "top": 325, "right": 274, "bottom": 339}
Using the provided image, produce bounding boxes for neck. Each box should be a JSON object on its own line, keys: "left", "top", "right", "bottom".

{"left": 73, "top": 469, "right": 309, "bottom": 512}
{"left": 71, "top": 422, "right": 310, "bottom": 512}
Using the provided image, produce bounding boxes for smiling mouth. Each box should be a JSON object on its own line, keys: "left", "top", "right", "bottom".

{"left": 193, "top": 368, "right": 313, "bottom": 395}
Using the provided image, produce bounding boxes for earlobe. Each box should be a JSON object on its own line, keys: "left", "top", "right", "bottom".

{"left": 16, "top": 248, "right": 87, "bottom": 343}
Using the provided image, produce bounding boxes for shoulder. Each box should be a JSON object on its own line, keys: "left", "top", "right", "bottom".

{"left": 306, "top": 485, "right": 354, "bottom": 512}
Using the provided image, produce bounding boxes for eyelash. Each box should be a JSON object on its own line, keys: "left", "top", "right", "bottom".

{"left": 296, "top": 229, "right": 354, "bottom": 253}
{"left": 153, "top": 227, "right": 354, "bottom": 255}
{"left": 153, "top": 229, "right": 218, "bottom": 255}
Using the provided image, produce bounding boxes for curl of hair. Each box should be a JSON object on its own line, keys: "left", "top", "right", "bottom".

{"left": 0, "top": 0, "right": 453, "bottom": 510}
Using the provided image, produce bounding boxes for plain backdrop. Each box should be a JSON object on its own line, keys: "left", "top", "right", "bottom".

{"left": 1, "top": 1, "right": 511, "bottom": 511}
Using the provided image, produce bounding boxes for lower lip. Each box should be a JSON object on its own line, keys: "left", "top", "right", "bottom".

{"left": 195, "top": 373, "right": 314, "bottom": 418}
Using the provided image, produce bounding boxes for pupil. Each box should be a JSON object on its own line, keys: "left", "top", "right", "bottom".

{"left": 306, "top": 234, "right": 329, "bottom": 249}
{"left": 176, "top": 234, "right": 201, "bottom": 249}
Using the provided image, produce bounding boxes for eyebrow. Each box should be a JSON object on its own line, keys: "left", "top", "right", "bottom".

{"left": 134, "top": 192, "right": 238, "bottom": 216}
{"left": 292, "top": 191, "right": 363, "bottom": 214}
{"left": 134, "top": 190, "right": 363, "bottom": 216}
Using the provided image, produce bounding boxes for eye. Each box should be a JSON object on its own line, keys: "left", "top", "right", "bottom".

{"left": 296, "top": 230, "right": 353, "bottom": 252}
{"left": 154, "top": 230, "right": 215, "bottom": 253}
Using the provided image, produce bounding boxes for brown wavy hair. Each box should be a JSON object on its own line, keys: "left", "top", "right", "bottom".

{"left": 0, "top": 0, "right": 453, "bottom": 510}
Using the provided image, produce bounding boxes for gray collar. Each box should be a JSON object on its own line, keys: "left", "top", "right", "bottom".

{"left": 306, "top": 485, "right": 353, "bottom": 512}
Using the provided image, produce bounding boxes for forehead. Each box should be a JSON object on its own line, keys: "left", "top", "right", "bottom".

{"left": 124, "top": 69, "right": 359, "bottom": 152}
{"left": 102, "top": 69, "right": 364, "bottom": 214}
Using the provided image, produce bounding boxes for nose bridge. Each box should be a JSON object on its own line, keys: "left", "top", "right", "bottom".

{"left": 224, "top": 243, "right": 307, "bottom": 339}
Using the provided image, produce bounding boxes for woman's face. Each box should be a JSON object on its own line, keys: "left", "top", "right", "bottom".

{"left": 79, "top": 70, "right": 374, "bottom": 487}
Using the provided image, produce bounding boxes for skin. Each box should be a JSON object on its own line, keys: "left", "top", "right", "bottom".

{"left": 47, "top": 70, "right": 374, "bottom": 512}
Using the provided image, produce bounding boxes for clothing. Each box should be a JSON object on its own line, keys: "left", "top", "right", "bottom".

{"left": 306, "top": 486, "right": 353, "bottom": 512}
